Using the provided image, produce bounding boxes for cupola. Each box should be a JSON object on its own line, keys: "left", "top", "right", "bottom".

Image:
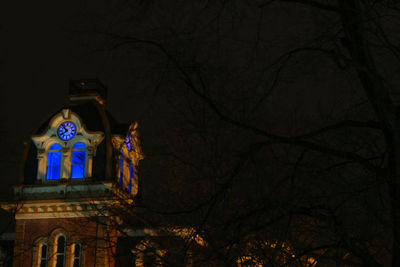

{"left": 19, "top": 79, "right": 143, "bottom": 199}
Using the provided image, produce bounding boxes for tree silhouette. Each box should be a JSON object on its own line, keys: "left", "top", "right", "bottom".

{"left": 75, "top": 0, "right": 400, "bottom": 265}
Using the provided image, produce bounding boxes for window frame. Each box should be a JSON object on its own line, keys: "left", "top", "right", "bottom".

{"left": 55, "top": 235, "right": 66, "bottom": 267}
{"left": 72, "top": 242, "right": 82, "bottom": 267}
{"left": 39, "top": 242, "right": 48, "bottom": 267}
{"left": 128, "top": 162, "right": 133, "bottom": 193}
{"left": 119, "top": 156, "right": 124, "bottom": 186}
{"left": 71, "top": 142, "right": 86, "bottom": 179}
{"left": 46, "top": 144, "right": 62, "bottom": 180}
{"left": 42, "top": 141, "right": 89, "bottom": 181}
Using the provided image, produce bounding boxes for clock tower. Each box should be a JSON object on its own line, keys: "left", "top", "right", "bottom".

{"left": 1, "top": 80, "right": 144, "bottom": 267}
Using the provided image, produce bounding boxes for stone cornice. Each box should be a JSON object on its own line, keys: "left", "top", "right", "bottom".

{"left": 13, "top": 181, "right": 115, "bottom": 200}
{"left": 2, "top": 199, "right": 115, "bottom": 220}
{"left": 1, "top": 182, "right": 137, "bottom": 220}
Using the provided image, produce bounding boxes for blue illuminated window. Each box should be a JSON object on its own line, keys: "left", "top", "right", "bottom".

{"left": 128, "top": 163, "right": 133, "bottom": 193}
{"left": 46, "top": 144, "right": 62, "bottom": 180}
{"left": 119, "top": 158, "right": 124, "bottom": 185}
{"left": 71, "top": 143, "right": 86, "bottom": 179}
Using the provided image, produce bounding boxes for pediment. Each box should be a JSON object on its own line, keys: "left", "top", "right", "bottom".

{"left": 32, "top": 109, "right": 104, "bottom": 150}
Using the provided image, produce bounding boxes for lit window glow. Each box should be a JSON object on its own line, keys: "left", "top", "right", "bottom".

{"left": 58, "top": 122, "right": 77, "bottom": 141}
{"left": 71, "top": 143, "right": 86, "bottom": 178}
{"left": 128, "top": 163, "right": 133, "bottom": 193}
{"left": 46, "top": 144, "right": 62, "bottom": 180}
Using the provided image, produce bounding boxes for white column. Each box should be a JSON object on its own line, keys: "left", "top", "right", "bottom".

{"left": 62, "top": 148, "right": 71, "bottom": 179}
{"left": 37, "top": 149, "right": 46, "bottom": 181}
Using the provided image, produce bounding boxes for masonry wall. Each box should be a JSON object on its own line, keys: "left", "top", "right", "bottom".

{"left": 13, "top": 217, "right": 116, "bottom": 267}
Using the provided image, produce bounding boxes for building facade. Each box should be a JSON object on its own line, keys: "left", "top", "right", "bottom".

{"left": 1, "top": 80, "right": 146, "bottom": 267}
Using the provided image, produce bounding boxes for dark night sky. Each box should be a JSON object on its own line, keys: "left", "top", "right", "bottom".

{"left": 0, "top": 1, "right": 156, "bottom": 196}
{"left": 0, "top": 2, "right": 396, "bottom": 264}
{"left": 0, "top": 1, "right": 354, "bottom": 198}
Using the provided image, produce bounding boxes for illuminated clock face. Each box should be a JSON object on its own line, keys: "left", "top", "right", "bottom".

{"left": 58, "top": 122, "right": 77, "bottom": 141}
{"left": 125, "top": 134, "right": 132, "bottom": 151}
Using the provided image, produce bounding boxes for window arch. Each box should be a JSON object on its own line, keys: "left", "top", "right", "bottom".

{"left": 46, "top": 144, "right": 62, "bottom": 180}
{"left": 55, "top": 235, "right": 66, "bottom": 267}
{"left": 71, "top": 142, "right": 86, "bottom": 179}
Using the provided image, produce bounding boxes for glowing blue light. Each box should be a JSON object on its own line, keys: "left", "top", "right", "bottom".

{"left": 58, "top": 122, "right": 77, "bottom": 141}
{"left": 128, "top": 164, "right": 133, "bottom": 193}
{"left": 47, "top": 149, "right": 61, "bottom": 180}
{"left": 49, "top": 144, "right": 62, "bottom": 150}
{"left": 73, "top": 142, "right": 86, "bottom": 149}
{"left": 125, "top": 134, "right": 132, "bottom": 151}
{"left": 71, "top": 143, "right": 85, "bottom": 179}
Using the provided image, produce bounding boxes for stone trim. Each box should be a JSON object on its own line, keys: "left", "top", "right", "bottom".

{"left": 2, "top": 199, "right": 115, "bottom": 220}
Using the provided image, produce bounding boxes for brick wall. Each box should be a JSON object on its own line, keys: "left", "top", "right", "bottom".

{"left": 14, "top": 217, "right": 116, "bottom": 267}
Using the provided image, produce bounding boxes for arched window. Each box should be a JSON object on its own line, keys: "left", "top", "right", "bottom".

{"left": 55, "top": 236, "right": 66, "bottom": 267}
{"left": 119, "top": 157, "right": 124, "bottom": 186}
{"left": 46, "top": 144, "right": 62, "bottom": 180}
{"left": 71, "top": 142, "right": 86, "bottom": 178}
{"left": 39, "top": 243, "right": 48, "bottom": 267}
{"left": 73, "top": 242, "right": 82, "bottom": 267}
{"left": 128, "top": 163, "right": 133, "bottom": 193}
